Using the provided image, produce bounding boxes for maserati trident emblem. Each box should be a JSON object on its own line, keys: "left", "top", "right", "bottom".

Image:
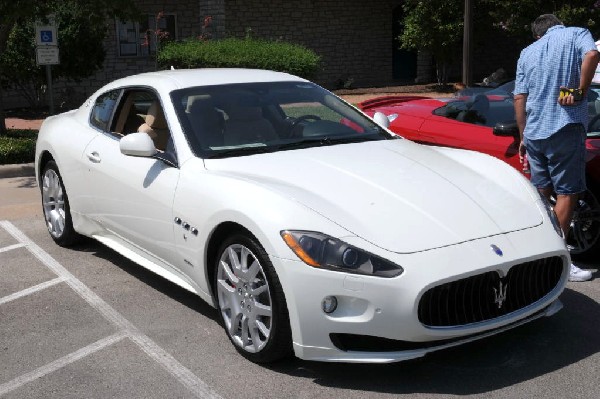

{"left": 490, "top": 244, "right": 503, "bottom": 256}
{"left": 493, "top": 281, "right": 508, "bottom": 308}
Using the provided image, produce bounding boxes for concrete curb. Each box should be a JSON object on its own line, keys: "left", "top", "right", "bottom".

{"left": 0, "top": 163, "right": 35, "bottom": 179}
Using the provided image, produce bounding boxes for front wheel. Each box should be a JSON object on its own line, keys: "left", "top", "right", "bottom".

{"left": 213, "top": 233, "right": 292, "bottom": 363}
{"left": 41, "top": 160, "right": 80, "bottom": 246}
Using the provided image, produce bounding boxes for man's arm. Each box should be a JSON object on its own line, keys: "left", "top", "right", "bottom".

{"left": 514, "top": 94, "right": 527, "bottom": 140}
{"left": 514, "top": 93, "right": 527, "bottom": 162}
{"left": 580, "top": 49, "right": 600, "bottom": 94}
{"left": 559, "top": 49, "right": 600, "bottom": 106}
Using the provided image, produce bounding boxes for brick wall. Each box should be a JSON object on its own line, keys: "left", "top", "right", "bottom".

{"left": 1, "top": 1, "right": 527, "bottom": 110}
{"left": 2, "top": 0, "right": 203, "bottom": 110}
{"left": 223, "top": 0, "right": 403, "bottom": 88}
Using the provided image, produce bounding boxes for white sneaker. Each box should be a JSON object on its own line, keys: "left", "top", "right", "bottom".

{"left": 569, "top": 264, "right": 593, "bottom": 282}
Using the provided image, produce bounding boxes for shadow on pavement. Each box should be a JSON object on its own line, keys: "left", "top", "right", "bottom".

{"left": 68, "top": 238, "right": 599, "bottom": 395}
{"left": 267, "top": 287, "right": 599, "bottom": 395}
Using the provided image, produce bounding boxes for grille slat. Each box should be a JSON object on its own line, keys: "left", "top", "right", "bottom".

{"left": 418, "top": 256, "right": 564, "bottom": 327}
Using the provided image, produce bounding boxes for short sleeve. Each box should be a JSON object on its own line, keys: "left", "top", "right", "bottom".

{"left": 574, "top": 28, "right": 597, "bottom": 58}
{"left": 514, "top": 54, "right": 528, "bottom": 95}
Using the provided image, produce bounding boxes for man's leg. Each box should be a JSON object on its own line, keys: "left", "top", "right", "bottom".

{"left": 554, "top": 193, "right": 579, "bottom": 236}
{"left": 553, "top": 192, "right": 593, "bottom": 281}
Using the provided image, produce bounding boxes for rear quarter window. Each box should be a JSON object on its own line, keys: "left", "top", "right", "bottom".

{"left": 90, "top": 90, "right": 120, "bottom": 131}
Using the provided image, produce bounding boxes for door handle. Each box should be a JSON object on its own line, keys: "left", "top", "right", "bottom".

{"left": 86, "top": 151, "right": 101, "bottom": 163}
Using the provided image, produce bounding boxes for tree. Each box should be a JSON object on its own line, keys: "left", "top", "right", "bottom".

{"left": 483, "top": 0, "right": 600, "bottom": 40}
{"left": 397, "top": 0, "right": 600, "bottom": 86}
{"left": 398, "top": 0, "right": 464, "bottom": 86}
{"left": 0, "top": 0, "right": 139, "bottom": 135}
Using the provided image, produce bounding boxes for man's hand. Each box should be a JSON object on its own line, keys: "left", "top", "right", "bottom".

{"left": 518, "top": 140, "right": 527, "bottom": 164}
{"left": 558, "top": 87, "right": 583, "bottom": 106}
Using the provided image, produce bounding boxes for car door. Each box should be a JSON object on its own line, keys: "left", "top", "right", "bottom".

{"left": 83, "top": 88, "right": 181, "bottom": 268}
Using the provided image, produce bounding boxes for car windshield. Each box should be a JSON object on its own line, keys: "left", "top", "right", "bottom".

{"left": 171, "top": 81, "right": 393, "bottom": 158}
{"left": 436, "top": 81, "right": 600, "bottom": 136}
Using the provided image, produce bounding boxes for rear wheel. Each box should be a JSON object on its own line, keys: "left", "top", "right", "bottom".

{"left": 41, "top": 161, "right": 80, "bottom": 246}
{"left": 213, "top": 233, "right": 292, "bottom": 363}
{"left": 559, "top": 188, "right": 600, "bottom": 260}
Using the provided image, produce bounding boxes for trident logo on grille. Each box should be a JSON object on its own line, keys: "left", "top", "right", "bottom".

{"left": 493, "top": 281, "right": 508, "bottom": 308}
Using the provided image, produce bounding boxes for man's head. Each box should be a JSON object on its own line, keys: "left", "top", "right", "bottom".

{"left": 531, "top": 14, "right": 563, "bottom": 39}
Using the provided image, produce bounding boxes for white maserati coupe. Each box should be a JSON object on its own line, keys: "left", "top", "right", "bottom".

{"left": 35, "top": 68, "right": 569, "bottom": 364}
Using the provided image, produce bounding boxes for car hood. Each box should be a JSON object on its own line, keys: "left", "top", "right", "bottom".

{"left": 204, "top": 140, "right": 542, "bottom": 253}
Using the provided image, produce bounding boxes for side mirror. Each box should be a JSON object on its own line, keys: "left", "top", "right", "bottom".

{"left": 120, "top": 132, "right": 157, "bottom": 157}
{"left": 493, "top": 120, "right": 519, "bottom": 138}
{"left": 372, "top": 111, "right": 390, "bottom": 129}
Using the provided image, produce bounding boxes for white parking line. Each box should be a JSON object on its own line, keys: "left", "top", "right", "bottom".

{"left": 0, "top": 221, "right": 223, "bottom": 399}
{"left": 0, "top": 276, "right": 66, "bottom": 306}
{"left": 0, "top": 332, "right": 128, "bottom": 396}
{"left": 0, "top": 243, "right": 25, "bottom": 253}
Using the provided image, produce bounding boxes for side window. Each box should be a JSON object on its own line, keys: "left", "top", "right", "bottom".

{"left": 90, "top": 90, "right": 120, "bottom": 131}
{"left": 112, "top": 90, "right": 156, "bottom": 135}
{"left": 112, "top": 89, "right": 173, "bottom": 153}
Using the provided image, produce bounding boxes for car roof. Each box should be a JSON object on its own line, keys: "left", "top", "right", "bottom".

{"left": 101, "top": 68, "right": 308, "bottom": 93}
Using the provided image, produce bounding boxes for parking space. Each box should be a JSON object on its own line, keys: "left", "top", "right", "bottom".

{"left": 0, "top": 220, "right": 222, "bottom": 398}
{"left": 1, "top": 213, "right": 600, "bottom": 398}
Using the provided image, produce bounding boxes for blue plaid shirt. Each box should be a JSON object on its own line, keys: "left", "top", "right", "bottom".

{"left": 514, "top": 25, "right": 597, "bottom": 140}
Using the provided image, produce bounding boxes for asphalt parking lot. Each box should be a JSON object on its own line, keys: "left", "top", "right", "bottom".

{"left": 1, "top": 174, "right": 599, "bottom": 398}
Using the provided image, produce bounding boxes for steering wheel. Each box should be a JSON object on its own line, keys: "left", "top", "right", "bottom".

{"left": 289, "top": 114, "right": 322, "bottom": 138}
{"left": 588, "top": 114, "right": 600, "bottom": 133}
{"left": 291, "top": 114, "right": 321, "bottom": 128}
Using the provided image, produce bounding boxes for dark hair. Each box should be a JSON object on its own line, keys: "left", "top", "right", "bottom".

{"left": 531, "top": 14, "right": 563, "bottom": 38}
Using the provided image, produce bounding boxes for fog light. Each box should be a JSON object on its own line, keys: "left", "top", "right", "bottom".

{"left": 322, "top": 296, "right": 338, "bottom": 314}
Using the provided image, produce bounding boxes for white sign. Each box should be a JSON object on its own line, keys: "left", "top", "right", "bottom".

{"left": 35, "top": 15, "right": 58, "bottom": 46}
{"left": 36, "top": 46, "right": 60, "bottom": 65}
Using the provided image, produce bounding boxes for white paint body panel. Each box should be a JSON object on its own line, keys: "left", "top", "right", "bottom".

{"left": 34, "top": 69, "right": 570, "bottom": 363}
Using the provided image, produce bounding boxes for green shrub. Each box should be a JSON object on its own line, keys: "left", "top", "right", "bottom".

{"left": 0, "top": 129, "right": 37, "bottom": 165}
{"left": 158, "top": 38, "right": 321, "bottom": 79}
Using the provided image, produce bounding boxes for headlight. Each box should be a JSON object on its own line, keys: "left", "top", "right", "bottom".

{"left": 538, "top": 192, "right": 563, "bottom": 237}
{"left": 280, "top": 230, "right": 403, "bottom": 278}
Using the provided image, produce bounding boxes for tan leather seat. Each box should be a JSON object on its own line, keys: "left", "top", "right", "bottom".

{"left": 139, "top": 101, "right": 170, "bottom": 151}
{"left": 223, "top": 101, "right": 278, "bottom": 146}
{"left": 186, "top": 95, "right": 224, "bottom": 148}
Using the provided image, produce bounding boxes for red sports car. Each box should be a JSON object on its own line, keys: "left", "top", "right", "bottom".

{"left": 359, "top": 82, "right": 600, "bottom": 259}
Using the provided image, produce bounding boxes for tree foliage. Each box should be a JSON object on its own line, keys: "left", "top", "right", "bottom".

{"left": 398, "top": 0, "right": 464, "bottom": 85}
{"left": 0, "top": 0, "right": 139, "bottom": 134}
{"left": 398, "top": 0, "right": 600, "bottom": 85}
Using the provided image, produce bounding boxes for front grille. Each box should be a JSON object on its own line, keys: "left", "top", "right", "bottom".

{"left": 418, "top": 256, "right": 564, "bottom": 327}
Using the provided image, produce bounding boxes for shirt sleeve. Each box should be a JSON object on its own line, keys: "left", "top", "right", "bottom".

{"left": 575, "top": 28, "right": 597, "bottom": 57}
{"left": 514, "top": 53, "right": 528, "bottom": 95}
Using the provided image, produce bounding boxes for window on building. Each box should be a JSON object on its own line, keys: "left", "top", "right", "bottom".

{"left": 116, "top": 14, "right": 177, "bottom": 57}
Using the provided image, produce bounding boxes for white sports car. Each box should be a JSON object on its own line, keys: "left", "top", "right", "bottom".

{"left": 35, "top": 68, "right": 569, "bottom": 364}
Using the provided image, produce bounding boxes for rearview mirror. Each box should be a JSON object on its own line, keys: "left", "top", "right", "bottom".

{"left": 372, "top": 111, "right": 390, "bottom": 129}
{"left": 493, "top": 120, "right": 519, "bottom": 138}
{"left": 120, "top": 132, "right": 157, "bottom": 157}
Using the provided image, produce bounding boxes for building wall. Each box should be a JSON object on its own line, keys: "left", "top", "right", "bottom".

{"left": 1, "top": 0, "right": 525, "bottom": 110}
{"left": 223, "top": 0, "right": 403, "bottom": 88}
{"left": 3, "top": 0, "right": 203, "bottom": 110}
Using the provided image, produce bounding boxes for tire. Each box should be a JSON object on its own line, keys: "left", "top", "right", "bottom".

{"left": 41, "top": 160, "right": 80, "bottom": 247}
{"left": 564, "top": 187, "right": 600, "bottom": 260}
{"left": 213, "top": 233, "right": 292, "bottom": 363}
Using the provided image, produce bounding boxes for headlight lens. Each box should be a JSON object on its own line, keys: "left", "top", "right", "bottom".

{"left": 281, "top": 230, "right": 403, "bottom": 277}
{"left": 538, "top": 192, "right": 563, "bottom": 237}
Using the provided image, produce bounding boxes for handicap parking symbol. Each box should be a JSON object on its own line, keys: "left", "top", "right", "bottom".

{"left": 41, "top": 30, "right": 53, "bottom": 43}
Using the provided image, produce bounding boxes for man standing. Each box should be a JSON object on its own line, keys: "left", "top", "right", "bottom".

{"left": 514, "top": 14, "right": 600, "bottom": 282}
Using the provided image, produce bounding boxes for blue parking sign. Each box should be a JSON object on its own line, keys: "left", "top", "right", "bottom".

{"left": 41, "top": 30, "right": 53, "bottom": 43}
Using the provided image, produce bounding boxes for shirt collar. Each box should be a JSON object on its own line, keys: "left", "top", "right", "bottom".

{"left": 545, "top": 25, "right": 564, "bottom": 35}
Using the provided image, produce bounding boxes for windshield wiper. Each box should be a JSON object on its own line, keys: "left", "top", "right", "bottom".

{"left": 206, "top": 145, "right": 276, "bottom": 159}
{"left": 275, "top": 135, "right": 386, "bottom": 151}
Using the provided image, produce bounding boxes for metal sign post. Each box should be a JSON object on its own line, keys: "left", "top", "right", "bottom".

{"left": 35, "top": 16, "right": 59, "bottom": 115}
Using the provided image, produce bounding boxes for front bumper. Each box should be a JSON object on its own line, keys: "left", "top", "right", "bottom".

{"left": 272, "top": 224, "right": 569, "bottom": 363}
